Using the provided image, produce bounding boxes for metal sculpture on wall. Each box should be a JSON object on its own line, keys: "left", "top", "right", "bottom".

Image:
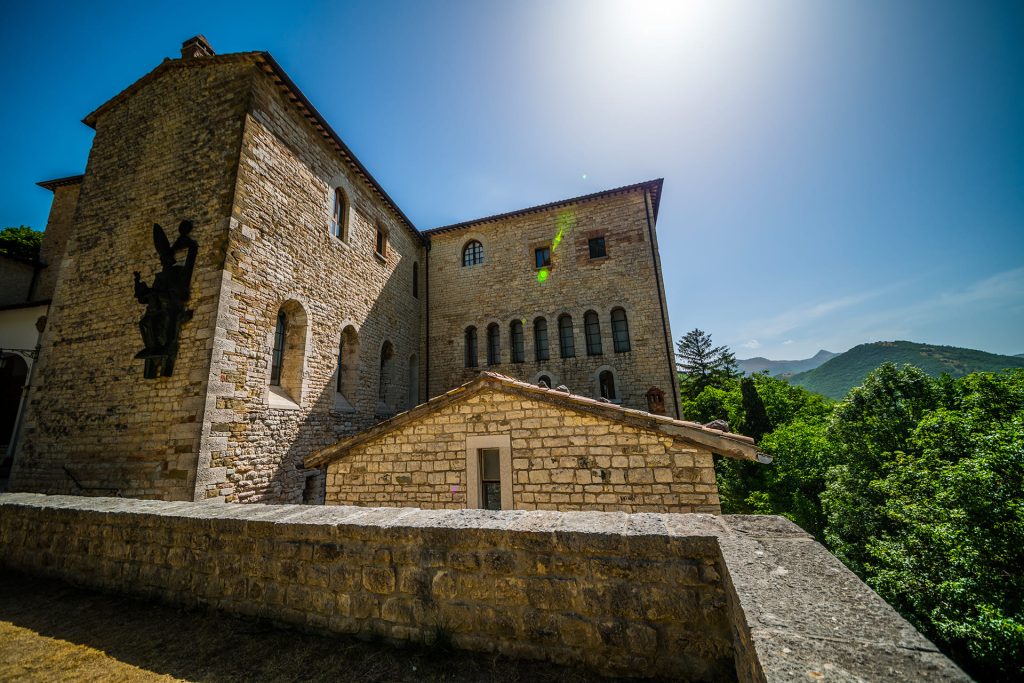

{"left": 133, "top": 220, "right": 197, "bottom": 378}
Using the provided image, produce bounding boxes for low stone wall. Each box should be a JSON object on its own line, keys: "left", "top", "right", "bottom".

{"left": 0, "top": 494, "right": 969, "bottom": 681}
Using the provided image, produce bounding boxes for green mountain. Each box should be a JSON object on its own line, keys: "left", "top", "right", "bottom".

{"left": 789, "top": 341, "right": 1024, "bottom": 399}
{"left": 737, "top": 349, "right": 838, "bottom": 377}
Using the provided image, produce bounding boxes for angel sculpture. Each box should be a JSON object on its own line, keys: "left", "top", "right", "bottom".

{"left": 133, "top": 220, "right": 197, "bottom": 378}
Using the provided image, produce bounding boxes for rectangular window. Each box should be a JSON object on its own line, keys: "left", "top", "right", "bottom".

{"left": 375, "top": 225, "right": 387, "bottom": 257}
{"left": 534, "top": 246, "right": 551, "bottom": 269}
{"left": 588, "top": 236, "right": 606, "bottom": 259}
{"left": 479, "top": 448, "right": 502, "bottom": 510}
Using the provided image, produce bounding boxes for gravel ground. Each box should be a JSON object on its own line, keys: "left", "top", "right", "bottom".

{"left": 0, "top": 571, "right": 612, "bottom": 683}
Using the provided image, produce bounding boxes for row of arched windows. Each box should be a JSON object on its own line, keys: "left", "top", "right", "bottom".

{"left": 464, "top": 308, "right": 631, "bottom": 368}
{"left": 269, "top": 305, "right": 418, "bottom": 412}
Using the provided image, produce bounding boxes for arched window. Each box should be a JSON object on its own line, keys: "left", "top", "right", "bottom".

{"left": 269, "top": 301, "right": 309, "bottom": 405}
{"left": 537, "top": 374, "right": 552, "bottom": 388}
{"left": 558, "top": 314, "right": 575, "bottom": 358}
{"left": 599, "top": 371, "right": 616, "bottom": 401}
{"left": 330, "top": 187, "right": 347, "bottom": 240}
{"left": 464, "top": 326, "right": 478, "bottom": 368}
{"left": 270, "top": 311, "right": 287, "bottom": 386}
{"left": 412, "top": 262, "right": 419, "bottom": 298}
{"left": 611, "top": 308, "right": 631, "bottom": 353}
{"left": 378, "top": 341, "right": 394, "bottom": 405}
{"left": 407, "top": 354, "right": 419, "bottom": 408}
{"left": 486, "top": 323, "right": 500, "bottom": 365}
{"left": 584, "top": 310, "right": 603, "bottom": 356}
{"left": 510, "top": 320, "right": 525, "bottom": 363}
{"left": 534, "top": 317, "right": 549, "bottom": 361}
{"left": 336, "top": 325, "right": 359, "bottom": 402}
{"left": 462, "top": 240, "right": 484, "bottom": 266}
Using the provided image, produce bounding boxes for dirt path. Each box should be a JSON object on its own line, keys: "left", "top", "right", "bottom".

{"left": 0, "top": 571, "right": 606, "bottom": 682}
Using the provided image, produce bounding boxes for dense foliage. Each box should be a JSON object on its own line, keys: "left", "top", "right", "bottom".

{"left": 0, "top": 225, "right": 42, "bottom": 261}
{"left": 681, "top": 351, "right": 1024, "bottom": 680}
{"left": 788, "top": 340, "right": 1024, "bottom": 399}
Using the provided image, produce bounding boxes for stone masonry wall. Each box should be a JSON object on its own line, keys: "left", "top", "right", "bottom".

{"left": 35, "top": 182, "right": 81, "bottom": 301}
{"left": 426, "top": 188, "right": 680, "bottom": 418}
{"left": 0, "top": 493, "right": 969, "bottom": 682}
{"left": 194, "top": 70, "right": 425, "bottom": 503}
{"left": 10, "top": 58, "right": 256, "bottom": 499}
{"left": 326, "top": 389, "right": 720, "bottom": 513}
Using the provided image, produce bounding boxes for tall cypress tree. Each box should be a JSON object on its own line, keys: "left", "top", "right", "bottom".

{"left": 740, "top": 377, "right": 772, "bottom": 441}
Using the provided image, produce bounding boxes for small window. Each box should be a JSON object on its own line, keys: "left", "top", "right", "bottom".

{"left": 378, "top": 341, "right": 394, "bottom": 404}
{"left": 479, "top": 448, "right": 502, "bottom": 510}
{"left": 463, "top": 240, "right": 484, "bottom": 266}
{"left": 588, "top": 236, "right": 606, "bottom": 259}
{"left": 537, "top": 375, "right": 552, "bottom": 388}
{"left": 599, "top": 370, "right": 617, "bottom": 401}
{"left": 534, "top": 246, "right": 551, "bottom": 269}
{"left": 510, "top": 320, "right": 525, "bottom": 363}
{"left": 331, "top": 187, "right": 347, "bottom": 240}
{"left": 611, "top": 308, "right": 631, "bottom": 353}
{"left": 336, "top": 325, "right": 359, "bottom": 402}
{"left": 270, "top": 311, "right": 287, "bottom": 385}
{"left": 584, "top": 310, "right": 603, "bottom": 356}
{"left": 302, "top": 474, "right": 320, "bottom": 504}
{"left": 375, "top": 224, "right": 387, "bottom": 257}
{"left": 558, "top": 314, "right": 575, "bottom": 358}
{"left": 465, "top": 326, "right": 478, "bottom": 368}
{"left": 486, "top": 323, "right": 501, "bottom": 365}
{"left": 534, "top": 317, "right": 549, "bottom": 361}
{"left": 336, "top": 333, "right": 345, "bottom": 393}
{"left": 412, "top": 262, "right": 419, "bottom": 298}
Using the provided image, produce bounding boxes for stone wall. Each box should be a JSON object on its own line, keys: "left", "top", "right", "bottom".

{"left": 325, "top": 388, "right": 720, "bottom": 513}
{"left": 194, "top": 68, "right": 425, "bottom": 504}
{"left": 0, "top": 493, "right": 969, "bottom": 682}
{"left": 0, "top": 257, "right": 35, "bottom": 306}
{"left": 35, "top": 182, "right": 81, "bottom": 301}
{"left": 10, "top": 57, "right": 256, "bottom": 498}
{"left": 425, "top": 186, "right": 680, "bottom": 418}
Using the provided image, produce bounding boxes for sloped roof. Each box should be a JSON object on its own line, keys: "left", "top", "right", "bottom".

{"left": 306, "top": 372, "right": 771, "bottom": 468}
{"left": 36, "top": 175, "right": 84, "bottom": 192}
{"left": 423, "top": 179, "right": 664, "bottom": 236}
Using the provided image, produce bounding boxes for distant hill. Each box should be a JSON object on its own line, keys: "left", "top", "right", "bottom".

{"left": 789, "top": 341, "right": 1024, "bottom": 399}
{"left": 737, "top": 349, "right": 838, "bottom": 377}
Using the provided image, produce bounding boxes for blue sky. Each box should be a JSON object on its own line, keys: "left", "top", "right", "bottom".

{"left": 2, "top": 0, "right": 1022, "bottom": 358}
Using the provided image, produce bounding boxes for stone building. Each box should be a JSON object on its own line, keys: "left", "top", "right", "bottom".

{"left": 6, "top": 36, "right": 691, "bottom": 505}
{"left": 307, "top": 372, "right": 767, "bottom": 514}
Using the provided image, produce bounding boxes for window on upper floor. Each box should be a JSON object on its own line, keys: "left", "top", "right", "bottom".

{"left": 510, "top": 320, "right": 525, "bottom": 363}
{"left": 558, "top": 314, "right": 575, "bottom": 358}
{"left": 534, "top": 317, "right": 549, "bottom": 361}
{"left": 375, "top": 224, "right": 388, "bottom": 258}
{"left": 534, "top": 246, "right": 551, "bottom": 269}
{"left": 463, "top": 240, "right": 484, "bottom": 266}
{"left": 611, "top": 307, "right": 631, "bottom": 353}
{"left": 270, "top": 311, "right": 287, "bottom": 386}
{"left": 412, "top": 262, "right": 419, "bottom": 298}
{"left": 330, "top": 187, "right": 348, "bottom": 240}
{"left": 486, "top": 323, "right": 501, "bottom": 365}
{"left": 584, "top": 310, "right": 603, "bottom": 356}
{"left": 465, "top": 326, "right": 478, "bottom": 368}
{"left": 588, "top": 236, "right": 606, "bottom": 259}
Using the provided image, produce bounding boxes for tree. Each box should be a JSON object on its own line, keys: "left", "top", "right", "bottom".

{"left": 740, "top": 377, "right": 772, "bottom": 442}
{"left": 0, "top": 226, "right": 42, "bottom": 261}
{"left": 676, "top": 328, "right": 739, "bottom": 401}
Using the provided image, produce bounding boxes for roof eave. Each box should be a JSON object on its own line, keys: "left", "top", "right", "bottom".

{"left": 37, "top": 175, "right": 84, "bottom": 192}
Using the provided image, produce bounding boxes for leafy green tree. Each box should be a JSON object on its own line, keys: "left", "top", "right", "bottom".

{"left": 0, "top": 226, "right": 42, "bottom": 261}
{"left": 676, "top": 328, "right": 739, "bottom": 400}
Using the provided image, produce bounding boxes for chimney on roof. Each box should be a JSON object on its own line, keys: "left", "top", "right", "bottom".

{"left": 181, "top": 35, "right": 215, "bottom": 59}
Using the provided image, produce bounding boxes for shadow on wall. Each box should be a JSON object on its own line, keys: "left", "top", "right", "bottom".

{"left": 0, "top": 570, "right": 600, "bottom": 682}
{"left": 245, "top": 232, "right": 422, "bottom": 505}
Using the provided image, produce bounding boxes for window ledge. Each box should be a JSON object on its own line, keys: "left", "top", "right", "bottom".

{"left": 374, "top": 251, "right": 386, "bottom": 263}
{"left": 268, "top": 385, "right": 300, "bottom": 411}
{"left": 333, "top": 394, "right": 356, "bottom": 413}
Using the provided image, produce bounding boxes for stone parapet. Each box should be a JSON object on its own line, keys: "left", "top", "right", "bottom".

{"left": 0, "top": 493, "right": 968, "bottom": 681}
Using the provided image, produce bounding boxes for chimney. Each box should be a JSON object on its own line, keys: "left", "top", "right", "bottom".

{"left": 181, "top": 35, "right": 215, "bottom": 59}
